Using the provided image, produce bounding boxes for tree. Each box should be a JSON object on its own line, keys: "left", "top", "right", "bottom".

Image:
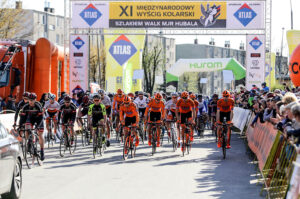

{"left": 142, "top": 45, "right": 163, "bottom": 95}
{"left": 0, "top": 0, "right": 32, "bottom": 39}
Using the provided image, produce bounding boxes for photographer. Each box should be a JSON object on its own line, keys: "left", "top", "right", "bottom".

{"left": 286, "top": 103, "right": 300, "bottom": 145}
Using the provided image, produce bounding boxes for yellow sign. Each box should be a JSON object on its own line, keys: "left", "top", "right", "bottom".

{"left": 109, "top": 1, "right": 226, "bottom": 28}
{"left": 286, "top": 30, "right": 300, "bottom": 56}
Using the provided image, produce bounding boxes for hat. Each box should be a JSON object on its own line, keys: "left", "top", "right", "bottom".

{"left": 267, "top": 93, "right": 274, "bottom": 98}
{"left": 271, "top": 95, "right": 282, "bottom": 102}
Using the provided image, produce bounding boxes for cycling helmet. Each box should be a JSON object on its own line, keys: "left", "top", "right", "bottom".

{"left": 77, "top": 91, "right": 84, "bottom": 98}
{"left": 128, "top": 93, "right": 134, "bottom": 98}
{"left": 108, "top": 93, "right": 113, "bottom": 98}
{"left": 93, "top": 93, "right": 101, "bottom": 99}
{"left": 23, "top": 92, "right": 30, "bottom": 98}
{"left": 138, "top": 91, "right": 143, "bottom": 95}
{"left": 154, "top": 93, "right": 162, "bottom": 100}
{"left": 64, "top": 95, "right": 71, "bottom": 102}
{"left": 28, "top": 93, "right": 37, "bottom": 100}
{"left": 222, "top": 90, "right": 230, "bottom": 97}
{"left": 190, "top": 93, "right": 196, "bottom": 100}
{"left": 198, "top": 94, "right": 203, "bottom": 98}
{"left": 98, "top": 89, "right": 105, "bottom": 95}
{"left": 212, "top": 94, "right": 219, "bottom": 99}
{"left": 171, "top": 92, "right": 178, "bottom": 97}
{"left": 117, "top": 89, "right": 123, "bottom": 95}
{"left": 82, "top": 95, "right": 89, "bottom": 104}
{"left": 49, "top": 94, "right": 56, "bottom": 100}
{"left": 181, "top": 91, "right": 188, "bottom": 98}
{"left": 123, "top": 96, "right": 131, "bottom": 104}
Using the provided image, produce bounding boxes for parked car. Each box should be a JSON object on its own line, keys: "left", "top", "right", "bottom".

{"left": 0, "top": 122, "right": 22, "bottom": 199}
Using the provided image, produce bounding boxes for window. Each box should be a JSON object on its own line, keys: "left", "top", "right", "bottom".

{"left": 42, "top": 15, "right": 46, "bottom": 25}
{"left": 49, "top": 24, "right": 55, "bottom": 31}
{"left": 56, "top": 18, "right": 60, "bottom": 27}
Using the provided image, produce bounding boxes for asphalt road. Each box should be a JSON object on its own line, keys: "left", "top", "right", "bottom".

{"left": 21, "top": 131, "right": 263, "bottom": 199}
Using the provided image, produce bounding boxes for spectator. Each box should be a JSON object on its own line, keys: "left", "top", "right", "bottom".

{"left": 72, "top": 93, "right": 79, "bottom": 106}
{"left": 261, "top": 82, "right": 270, "bottom": 92}
{"left": 58, "top": 91, "right": 66, "bottom": 103}
{"left": 286, "top": 104, "right": 300, "bottom": 145}
{"left": 6, "top": 95, "right": 16, "bottom": 111}
{"left": 39, "top": 93, "right": 49, "bottom": 107}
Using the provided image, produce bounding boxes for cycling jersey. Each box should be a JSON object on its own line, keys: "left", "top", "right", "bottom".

{"left": 119, "top": 102, "right": 139, "bottom": 121}
{"left": 208, "top": 99, "right": 218, "bottom": 116}
{"left": 198, "top": 100, "right": 207, "bottom": 115}
{"left": 101, "top": 95, "right": 112, "bottom": 107}
{"left": 58, "top": 103, "right": 77, "bottom": 124}
{"left": 165, "top": 100, "right": 177, "bottom": 113}
{"left": 113, "top": 94, "right": 125, "bottom": 111}
{"left": 217, "top": 98, "right": 234, "bottom": 113}
{"left": 20, "top": 102, "right": 44, "bottom": 128}
{"left": 88, "top": 103, "right": 106, "bottom": 127}
{"left": 44, "top": 101, "right": 60, "bottom": 117}
{"left": 176, "top": 98, "right": 195, "bottom": 113}
{"left": 145, "top": 99, "right": 165, "bottom": 114}
{"left": 79, "top": 101, "right": 91, "bottom": 116}
{"left": 134, "top": 96, "right": 148, "bottom": 109}
{"left": 14, "top": 99, "right": 28, "bottom": 124}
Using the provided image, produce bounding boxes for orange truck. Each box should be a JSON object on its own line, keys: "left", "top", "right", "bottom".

{"left": 0, "top": 38, "right": 69, "bottom": 101}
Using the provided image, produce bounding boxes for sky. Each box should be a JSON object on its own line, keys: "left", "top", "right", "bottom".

{"left": 20, "top": 0, "right": 300, "bottom": 56}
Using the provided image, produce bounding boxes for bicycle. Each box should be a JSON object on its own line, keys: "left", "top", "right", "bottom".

{"left": 137, "top": 115, "right": 146, "bottom": 144}
{"left": 123, "top": 125, "right": 137, "bottom": 160}
{"left": 93, "top": 122, "right": 106, "bottom": 158}
{"left": 79, "top": 117, "right": 90, "bottom": 146}
{"left": 45, "top": 117, "right": 56, "bottom": 148}
{"left": 197, "top": 114, "right": 206, "bottom": 138}
{"left": 148, "top": 121, "right": 161, "bottom": 155}
{"left": 13, "top": 124, "right": 26, "bottom": 157}
{"left": 181, "top": 122, "right": 193, "bottom": 157}
{"left": 217, "top": 119, "right": 231, "bottom": 159}
{"left": 23, "top": 126, "right": 42, "bottom": 169}
{"left": 211, "top": 115, "right": 218, "bottom": 142}
{"left": 166, "top": 120, "right": 177, "bottom": 152}
{"left": 59, "top": 123, "right": 77, "bottom": 157}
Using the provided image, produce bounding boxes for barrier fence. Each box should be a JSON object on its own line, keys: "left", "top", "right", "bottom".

{"left": 235, "top": 109, "right": 299, "bottom": 199}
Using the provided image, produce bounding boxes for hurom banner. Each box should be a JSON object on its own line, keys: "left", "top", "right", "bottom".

{"left": 246, "top": 35, "right": 265, "bottom": 90}
{"left": 70, "top": 35, "right": 89, "bottom": 94}
{"left": 104, "top": 30, "right": 145, "bottom": 93}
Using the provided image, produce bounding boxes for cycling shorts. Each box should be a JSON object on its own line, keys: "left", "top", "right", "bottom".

{"left": 219, "top": 111, "right": 231, "bottom": 123}
{"left": 138, "top": 108, "right": 146, "bottom": 118}
{"left": 180, "top": 111, "right": 192, "bottom": 124}
{"left": 167, "top": 111, "right": 176, "bottom": 121}
{"left": 92, "top": 115, "right": 104, "bottom": 127}
{"left": 149, "top": 111, "right": 161, "bottom": 122}
{"left": 106, "top": 107, "right": 111, "bottom": 117}
{"left": 125, "top": 116, "right": 136, "bottom": 127}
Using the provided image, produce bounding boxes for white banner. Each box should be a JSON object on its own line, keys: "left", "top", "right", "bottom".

{"left": 246, "top": 35, "right": 265, "bottom": 90}
{"left": 70, "top": 35, "right": 89, "bottom": 94}
{"left": 227, "top": 1, "right": 265, "bottom": 29}
{"left": 72, "top": 1, "right": 109, "bottom": 29}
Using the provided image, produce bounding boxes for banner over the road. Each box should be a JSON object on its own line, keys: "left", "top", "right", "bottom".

{"left": 109, "top": 1, "right": 226, "bottom": 28}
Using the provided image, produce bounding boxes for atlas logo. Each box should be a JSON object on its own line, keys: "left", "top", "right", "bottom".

{"left": 109, "top": 35, "right": 137, "bottom": 66}
{"left": 80, "top": 3, "right": 102, "bottom": 26}
{"left": 234, "top": 3, "right": 257, "bottom": 27}
{"left": 72, "top": 37, "right": 85, "bottom": 50}
{"left": 249, "top": 37, "right": 262, "bottom": 50}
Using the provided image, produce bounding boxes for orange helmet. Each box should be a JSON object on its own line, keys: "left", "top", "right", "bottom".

{"left": 154, "top": 93, "right": 162, "bottom": 100}
{"left": 128, "top": 92, "right": 134, "bottom": 98}
{"left": 189, "top": 93, "right": 196, "bottom": 100}
{"left": 123, "top": 95, "right": 131, "bottom": 104}
{"left": 117, "top": 89, "right": 123, "bottom": 95}
{"left": 222, "top": 90, "right": 230, "bottom": 97}
{"left": 181, "top": 91, "right": 188, "bottom": 98}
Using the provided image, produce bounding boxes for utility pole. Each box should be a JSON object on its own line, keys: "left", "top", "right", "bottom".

{"left": 290, "top": 0, "right": 294, "bottom": 30}
{"left": 279, "top": 27, "right": 284, "bottom": 83}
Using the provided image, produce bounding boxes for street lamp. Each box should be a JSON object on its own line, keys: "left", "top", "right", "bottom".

{"left": 290, "top": 0, "right": 294, "bottom": 30}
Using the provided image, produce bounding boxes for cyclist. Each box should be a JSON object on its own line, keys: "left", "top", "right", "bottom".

{"left": 176, "top": 91, "right": 195, "bottom": 148}
{"left": 208, "top": 94, "right": 219, "bottom": 129}
{"left": 20, "top": 93, "right": 45, "bottom": 160}
{"left": 43, "top": 94, "right": 60, "bottom": 140}
{"left": 113, "top": 89, "right": 125, "bottom": 133}
{"left": 58, "top": 95, "right": 77, "bottom": 144}
{"left": 145, "top": 93, "right": 165, "bottom": 147}
{"left": 14, "top": 91, "right": 30, "bottom": 131}
{"left": 216, "top": 90, "right": 234, "bottom": 149}
{"left": 88, "top": 94, "right": 107, "bottom": 145}
{"left": 134, "top": 91, "right": 148, "bottom": 122}
{"left": 99, "top": 89, "right": 112, "bottom": 143}
{"left": 77, "top": 95, "right": 91, "bottom": 130}
{"left": 119, "top": 96, "right": 139, "bottom": 148}
{"left": 165, "top": 92, "right": 178, "bottom": 139}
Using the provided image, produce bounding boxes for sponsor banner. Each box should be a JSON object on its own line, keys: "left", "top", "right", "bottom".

{"left": 72, "top": 1, "right": 109, "bottom": 28}
{"left": 227, "top": 1, "right": 265, "bottom": 29}
{"left": 286, "top": 30, "right": 300, "bottom": 56}
{"left": 246, "top": 120, "right": 278, "bottom": 171}
{"left": 246, "top": 35, "right": 265, "bottom": 90}
{"left": 109, "top": 1, "right": 227, "bottom": 28}
{"left": 70, "top": 35, "right": 89, "bottom": 94}
{"left": 232, "top": 107, "right": 251, "bottom": 132}
{"left": 104, "top": 30, "right": 145, "bottom": 93}
{"left": 265, "top": 52, "right": 276, "bottom": 88}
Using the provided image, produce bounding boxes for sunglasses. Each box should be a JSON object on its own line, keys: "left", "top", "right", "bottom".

{"left": 65, "top": 101, "right": 71, "bottom": 103}
{"left": 124, "top": 102, "right": 129, "bottom": 105}
{"left": 94, "top": 99, "right": 100, "bottom": 102}
{"left": 29, "top": 99, "right": 35, "bottom": 101}
{"left": 182, "top": 97, "right": 187, "bottom": 100}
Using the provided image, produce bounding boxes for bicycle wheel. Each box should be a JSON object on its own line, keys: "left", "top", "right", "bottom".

{"left": 34, "top": 136, "right": 42, "bottom": 166}
{"left": 98, "top": 129, "right": 104, "bottom": 156}
{"left": 151, "top": 128, "right": 156, "bottom": 155}
{"left": 199, "top": 122, "right": 205, "bottom": 138}
{"left": 71, "top": 132, "right": 77, "bottom": 154}
{"left": 138, "top": 128, "right": 144, "bottom": 145}
{"left": 123, "top": 136, "right": 129, "bottom": 160}
{"left": 171, "top": 128, "right": 177, "bottom": 152}
{"left": 59, "top": 132, "right": 67, "bottom": 157}
{"left": 92, "top": 133, "right": 98, "bottom": 159}
{"left": 24, "top": 135, "right": 33, "bottom": 169}
{"left": 222, "top": 133, "right": 227, "bottom": 159}
{"left": 186, "top": 134, "right": 191, "bottom": 155}
{"left": 81, "top": 129, "right": 86, "bottom": 147}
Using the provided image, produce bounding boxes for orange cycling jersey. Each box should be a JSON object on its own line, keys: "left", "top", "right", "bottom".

{"left": 176, "top": 98, "right": 195, "bottom": 113}
{"left": 113, "top": 94, "right": 125, "bottom": 111}
{"left": 193, "top": 100, "right": 199, "bottom": 110}
{"left": 119, "top": 102, "right": 139, "bottom": 122}
{"left": 145, "top": 99, "right": 165, "bottom": 117}
{"left": 217, "top": 98, "right": 234, "bottom": 112}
